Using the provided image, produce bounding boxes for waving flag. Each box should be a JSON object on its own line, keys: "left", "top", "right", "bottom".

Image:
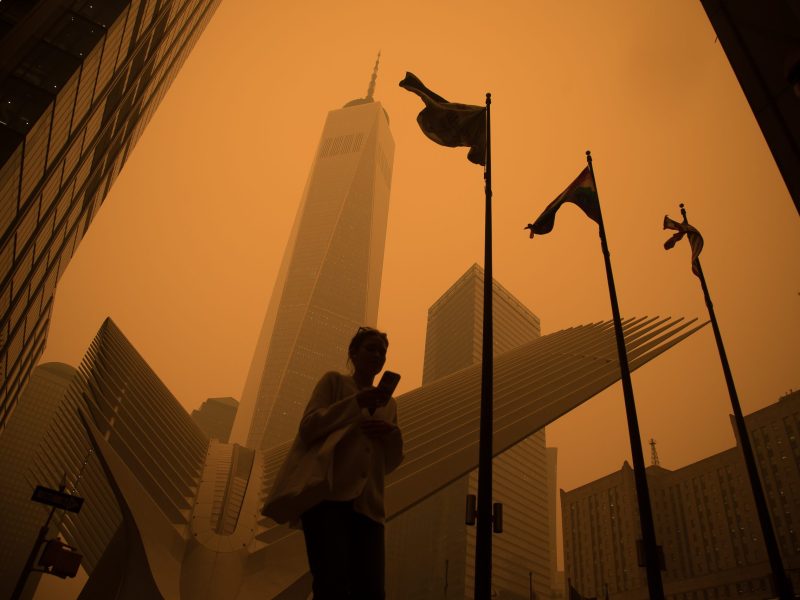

{"left": 399, "top": 72, "right": 486, "bottom": 165}
{"left": 663, "top": 214, "right": 704, "bottom": 277}
{"left": 525, "top": 167, "right": 601, "bottom": 237}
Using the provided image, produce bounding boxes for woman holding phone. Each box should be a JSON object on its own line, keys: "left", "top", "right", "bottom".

{"left": 263, "top": 326, "right": 403, "bottom": 599}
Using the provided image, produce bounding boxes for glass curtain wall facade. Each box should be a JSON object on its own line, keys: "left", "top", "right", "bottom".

{"left": 0, "top": 0, "right": 222, "bottom": 433}
{"left": 242, "top": 98, "right": 394, "bottom": 451}
{"left": 386, "top": 264, "right": 557, "bottom": 600}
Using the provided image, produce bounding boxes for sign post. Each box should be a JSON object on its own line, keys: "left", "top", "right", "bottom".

{"left": 10, "top": 481, "right": 84, "bottom": 600}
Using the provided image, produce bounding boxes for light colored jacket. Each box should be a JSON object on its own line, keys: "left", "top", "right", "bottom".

{"left": 262, "top": 371, "right": 403, "bottom": 525}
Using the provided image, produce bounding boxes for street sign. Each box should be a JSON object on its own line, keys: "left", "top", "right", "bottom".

{"left": 31, "top": 486, "right": 84, "bottom": 513}
{"left": 38, "top": 539, "right": 82, "bottom": 578}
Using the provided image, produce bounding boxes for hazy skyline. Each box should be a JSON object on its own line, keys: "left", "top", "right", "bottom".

{"left": 36, "top": 0, "right": 799, "bottom": 588}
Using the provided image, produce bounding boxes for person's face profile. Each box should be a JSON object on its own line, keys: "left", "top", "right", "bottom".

{"left": 350, "top": 335, "right": 387, "bottom": 378}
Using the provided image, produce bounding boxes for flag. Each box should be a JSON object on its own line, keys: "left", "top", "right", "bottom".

{"left": 525, "top": 167, "right": 601, "bottom": 237}
{"left": 399, "top": 72, "right": 486, "bottom": 165}
{"left": 663, "top": 214, "right": 704, "bottom": 277}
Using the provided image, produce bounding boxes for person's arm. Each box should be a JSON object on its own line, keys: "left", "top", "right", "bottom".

{"left": 298, "top": 372, "right": 361, "bottom": 445}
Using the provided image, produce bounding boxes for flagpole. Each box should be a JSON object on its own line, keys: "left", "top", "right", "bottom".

{"left": 680, "top": 204, "right": 795, "bottom": 599}
{"left": 474, "top": 92, "right": 493, "bottom": 600}
{"left": 586, "top": 150, "right": 664, "bottom": 600}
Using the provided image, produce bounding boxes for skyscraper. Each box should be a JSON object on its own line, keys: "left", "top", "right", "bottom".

{"left": 0, "top": 0, "right": 222, "bottom": 432}
{"left": 239, "top": 58, "right": 394, "bottom": 450}
{"left": 191, "top": 396, "right": 238, "bottom": 442}
{"left": 386, "top": 264, "right": 558, "bottom": 600}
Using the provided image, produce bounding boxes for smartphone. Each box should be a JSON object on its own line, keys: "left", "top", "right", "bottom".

{"left": 376, "top": 370, "right": 401, "bottom": 396}
{"left": 370, "top": 371, "right": 401, "bottom": 414}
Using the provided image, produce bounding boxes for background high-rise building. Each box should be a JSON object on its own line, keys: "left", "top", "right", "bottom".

{"left": 561, "top": 390, "right": 800, "bottom": 599}
{"left": 0, "top": 0, "right": 222, "bottom": 433}
{"left": 191, "top": 396, "right": 238, "bottom": 442}
{"left": 386, "top": 263, "right": 558, "bottom": 600}
{"left": 0, "top": 362, "right": 77, "bottom": 600}
{"left": 239, "top": 65, "right": 395, "bottom": 451}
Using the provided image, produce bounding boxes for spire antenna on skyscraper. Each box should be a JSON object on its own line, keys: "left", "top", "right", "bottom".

{"left": 366, "top": 51, "right": 381, "bottom": 101}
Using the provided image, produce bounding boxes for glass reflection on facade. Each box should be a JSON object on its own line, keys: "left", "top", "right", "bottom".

{"left": 0, "top": 0, "right": 222, "bottom": 433}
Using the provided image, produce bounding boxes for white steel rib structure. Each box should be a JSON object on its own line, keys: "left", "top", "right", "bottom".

{"left": 67, "top": 315, "right": 705, "bottom": 599}
{"left": 246, "top": 316, "right": 707, "bottom": 598}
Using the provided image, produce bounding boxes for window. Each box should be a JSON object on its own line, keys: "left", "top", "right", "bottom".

{"left": 0, "top": 77, "right": 52, "bottom": 134}
{"left": 73, "top": 0, "right": 130, "bottom": 28}
{"left": 14, "top": 40, "right": 81, "bottom": 93}
{"left": 45, "top": 11, "right": 104, "bottom": 58}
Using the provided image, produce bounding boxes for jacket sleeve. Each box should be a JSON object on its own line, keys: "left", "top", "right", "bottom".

{"left": 298, "top": 372, "right": 361, "bottom": 445}
{"left": 383, "top": 401, "right": 404, "bottom": 475}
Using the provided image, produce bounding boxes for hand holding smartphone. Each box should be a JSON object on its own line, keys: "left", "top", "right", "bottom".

{"left": 370, "top": 370, "right": 401, "bottom": 415}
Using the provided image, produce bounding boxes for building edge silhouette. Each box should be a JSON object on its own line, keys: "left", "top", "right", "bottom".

{"left": 0, "top": 0, "right": 223, "bottom": 435}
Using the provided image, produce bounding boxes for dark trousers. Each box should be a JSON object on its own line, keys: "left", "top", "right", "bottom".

{"left": 301, "top": 501, "right": 385, "bottom": 600}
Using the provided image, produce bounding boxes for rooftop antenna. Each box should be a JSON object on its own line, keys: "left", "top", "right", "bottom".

{"left": 649, "top": 438, "right": 660, "bottom": 466}
{"left": 365, "top": 51, "right": 380, "bottom": 101}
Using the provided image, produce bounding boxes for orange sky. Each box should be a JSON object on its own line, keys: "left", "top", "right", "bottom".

{"left": 36, "top": 0, "right": 799, "bottom": 590}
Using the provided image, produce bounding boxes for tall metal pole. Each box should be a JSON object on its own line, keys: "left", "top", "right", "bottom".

{"left": 586, "top": 151, "right": 664, "bottom": 599}
{"left": 474, "top": 92, "right": 493, "bottom": 600}
{"left": 10, "top": 476, "right": 67, "bottom": 600}
{"left": 10, "top": 506, "right": 57, "bottom": 600}
{"left": 681, "top": 204, "right": 795, "bottom": 599}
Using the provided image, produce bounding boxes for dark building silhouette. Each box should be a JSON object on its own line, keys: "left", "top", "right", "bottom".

{"left": 191, "top": 396, "right": 238, "bottom": 442}
{"left": 561, "top": 390, "right": 800, "bottom": 599}
{"left": 700, "top": 0, "right": 800, "bottom": 215}
{"left": 0, "top": 0, "right": 222, "bottom": 433}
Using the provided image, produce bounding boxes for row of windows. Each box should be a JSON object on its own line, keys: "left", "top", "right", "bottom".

{"left": 563, "top": 400, "right": 800, "bottom": 593}
{"left": 318, "top": 132, "right": 364, "bottom": 158}
{"left": 0, "top": 0, "right": 219, "bottom": 431}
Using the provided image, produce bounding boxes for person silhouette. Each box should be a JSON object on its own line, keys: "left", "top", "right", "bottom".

{"left": 263, "top": 326, "right": 403, "bottom": 599}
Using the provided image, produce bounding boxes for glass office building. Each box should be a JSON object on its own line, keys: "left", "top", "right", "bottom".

{"left": 241, "top": 81, "right": 395, "bottom": 451}
{"left": 0, "top": 0, "right": 222, "bottom": 432}
{"left": 386, "top": 264, "right": 558, "bottom": 600}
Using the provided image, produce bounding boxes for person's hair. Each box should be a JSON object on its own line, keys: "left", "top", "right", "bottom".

{"left": 347, "top": 326, "right": 389, "bottom": 363}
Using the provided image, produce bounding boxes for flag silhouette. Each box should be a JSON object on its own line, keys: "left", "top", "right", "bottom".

{"left": 663, "top": 214, "right": 704, "bottom": 277}
{"left": 399, "top": 72, "right": 486, "bottom": 165}
{"left": 525, "top": 167, "right": 601, "bottom": 237}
